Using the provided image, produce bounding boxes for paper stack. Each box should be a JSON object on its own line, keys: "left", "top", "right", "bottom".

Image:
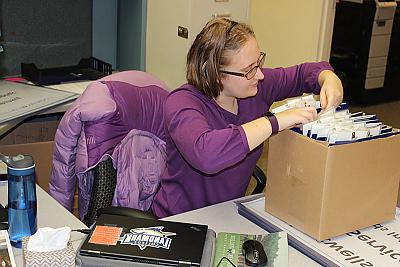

{"left": 272, "top": 94, "right": 399, "bottom": 145}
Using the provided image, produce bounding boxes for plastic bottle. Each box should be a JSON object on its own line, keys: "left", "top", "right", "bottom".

{"left": 0, "top": 153, "right": 37, "bottom": 248}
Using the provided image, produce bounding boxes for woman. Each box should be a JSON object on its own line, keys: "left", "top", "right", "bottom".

{"left": 152, "top": 18, "right": 343, "bottom": 218}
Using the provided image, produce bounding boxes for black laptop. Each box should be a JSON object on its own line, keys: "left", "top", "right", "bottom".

{"left": 79, "top": 213, "right": 208, "bottom": 266}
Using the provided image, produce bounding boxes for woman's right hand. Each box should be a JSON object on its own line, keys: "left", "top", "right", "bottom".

{"left": 274, "top": 107, "right": 317, "bottom": 131}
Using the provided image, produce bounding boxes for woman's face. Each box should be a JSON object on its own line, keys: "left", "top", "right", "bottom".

{"left": 220, "top": 37, "right": 265, "bottom": 99}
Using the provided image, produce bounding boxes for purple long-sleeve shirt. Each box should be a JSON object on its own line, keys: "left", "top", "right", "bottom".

{"left": 152, "top": 62, "right": 333, "bottom": 217}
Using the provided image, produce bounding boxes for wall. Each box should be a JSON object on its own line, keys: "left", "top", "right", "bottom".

{"left": 146, "top": 0, "right": 190, "bottom": 89}
{"left": 118, "top": 0, "right": 147, "bottom": 71}
{"left": 0, "top": 0, "right": 92, "bottom": 77}
{"left": 92, "top": 0, "right": 118, "bottom": 68}
{"left": 92, "top": 0, "right": 146, "bottom": 71}
{"left": 145, "top": 0, "right": 250, "bottom": 89}
{"left": 249, "top": 0, "right": 336, "bottom": 68}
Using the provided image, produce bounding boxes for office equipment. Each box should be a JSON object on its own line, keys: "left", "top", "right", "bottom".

{"left": 21, "top": 57, "right": 112, "bottom": 86}
{"left": 237, "top": 196, "right": 400, "bottom": 267}
{"left": 330, "top": 0, "right": 400, "bottom": 104}
{"left": 96, "top": 206, "right": 157, "bottom": 221}
{"left": 78, "top": 213, "right": 209, "bottom": 266}
{"left": 242, "top": 240, "right": 268, "bottom": 267}
{"left": 214, "top": 231, "right": 288, "bottom": 267}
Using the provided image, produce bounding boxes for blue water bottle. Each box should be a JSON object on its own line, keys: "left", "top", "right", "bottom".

{"left": 0, "top": 154, "right": 37, "bottom": 248}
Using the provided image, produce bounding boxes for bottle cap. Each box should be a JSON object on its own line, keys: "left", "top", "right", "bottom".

{"left": 7, "top": 155, "right": 34, "bottom": 169}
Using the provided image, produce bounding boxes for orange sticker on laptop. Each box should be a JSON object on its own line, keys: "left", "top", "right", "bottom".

{"left": 89, "top": 225, "right": 123, "bottom": 246}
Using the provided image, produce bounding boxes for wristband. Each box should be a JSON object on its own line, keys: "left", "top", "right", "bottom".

{"left": 263, "top": 111, "right": 279, "bottom": 134}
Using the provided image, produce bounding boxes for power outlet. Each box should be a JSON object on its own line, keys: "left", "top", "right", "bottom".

{"left": 178, "top": 26, "right": 188, "bottom": 39}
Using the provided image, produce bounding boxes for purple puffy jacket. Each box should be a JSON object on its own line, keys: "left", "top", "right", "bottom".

{"left": 49, "top": 71, "right": 170, "bottom": 219}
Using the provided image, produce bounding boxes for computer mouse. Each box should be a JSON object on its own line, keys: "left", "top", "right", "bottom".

{"left": 242, "top": 239, "right": 268, "bottom": 267}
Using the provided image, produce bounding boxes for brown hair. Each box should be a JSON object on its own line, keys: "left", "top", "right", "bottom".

{"left": 186, "top": 18, "right": 255, "bottom": 98}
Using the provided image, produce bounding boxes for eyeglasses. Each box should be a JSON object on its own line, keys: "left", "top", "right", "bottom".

{"left": 220, "top": 52, "right": 266, "bottom": 80}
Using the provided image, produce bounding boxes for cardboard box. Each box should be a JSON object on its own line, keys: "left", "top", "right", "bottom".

{"left": 265, "top": 130, "right": 400, "bottom": 241}
{"left": 0, "top": 141, "right": 54, "bottom": 192}
{"left": 0, "top": 141, "right": 80, "bottom": 217}
{"left": 0, "top": 116, "right": 60, "bottom": 191}
{"left": 0, "top": 116, "right": 80, "bottom": 217}
{"left": 0, "top": 118, "right": 60, "bottom": 146}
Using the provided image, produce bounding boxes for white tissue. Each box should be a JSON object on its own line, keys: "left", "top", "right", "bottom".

{"left": 27, "top": 227, "right": 71, "bottom": 252}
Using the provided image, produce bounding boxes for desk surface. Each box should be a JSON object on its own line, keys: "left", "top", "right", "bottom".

{"left": 166, "top": 196, "right": 322, "bottom": 267}
{"left": 0, "top": 184, "right": 87, "bottom": 267}
{"left": 0, "top": 184, "right": 321, "bottom": 267}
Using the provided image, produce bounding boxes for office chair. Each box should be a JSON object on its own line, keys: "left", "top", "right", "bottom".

{"left": 251, "top": 165, "right": 267, "bottom": 195}
{"left": 84, "top": 158, "right": 266, "bottom": 225}
{"left": 49, "top": 70, "right": 267, "bottom": 226}
{"left": 49, "top": 71, "right": 169, "bottom": 225}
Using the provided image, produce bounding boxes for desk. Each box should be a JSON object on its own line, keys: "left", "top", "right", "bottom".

{"left": 0, "top": 103, "right": 71, "bottom": 139}
{"left": 1, "top": 184, "right": 321, "bottom": 267}
{"left": 165, "top": 196, "right": 322, "bottom": 267}
{"left": 0, "top": 184, "right": 88, "bottom": 267}
{"left": 0, "top": 81, "right": 90, "bottom": 138}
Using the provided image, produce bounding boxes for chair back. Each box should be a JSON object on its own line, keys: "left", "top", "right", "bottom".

{"left": 83, "top": 158, "right": 116, "bottom": 225}
{"left": 84, "top": 72, "right": 169, "bottom": 167}
{"left": 82, "top": 71, "right": 170, "bottom": 225}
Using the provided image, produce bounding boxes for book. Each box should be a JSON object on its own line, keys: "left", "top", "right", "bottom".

{"left": 213, "top": 231, "right": 288, "bottom": 267}
{"left": 0, "top": 230, "right": 16, "bottom": 267}
{"left": 236, "top": 195, "right": 400, "bottom": 267}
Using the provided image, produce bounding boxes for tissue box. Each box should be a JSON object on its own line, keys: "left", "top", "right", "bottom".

{"left": 22, "top": 237, "right": 75, "bottom": 267}
{"left": 265, "top": 130, "right": 400, "bottom": 241}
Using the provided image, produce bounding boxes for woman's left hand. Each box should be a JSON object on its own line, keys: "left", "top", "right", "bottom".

{"left": 318, "top": 70, "right": 344, "bottom": 111}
